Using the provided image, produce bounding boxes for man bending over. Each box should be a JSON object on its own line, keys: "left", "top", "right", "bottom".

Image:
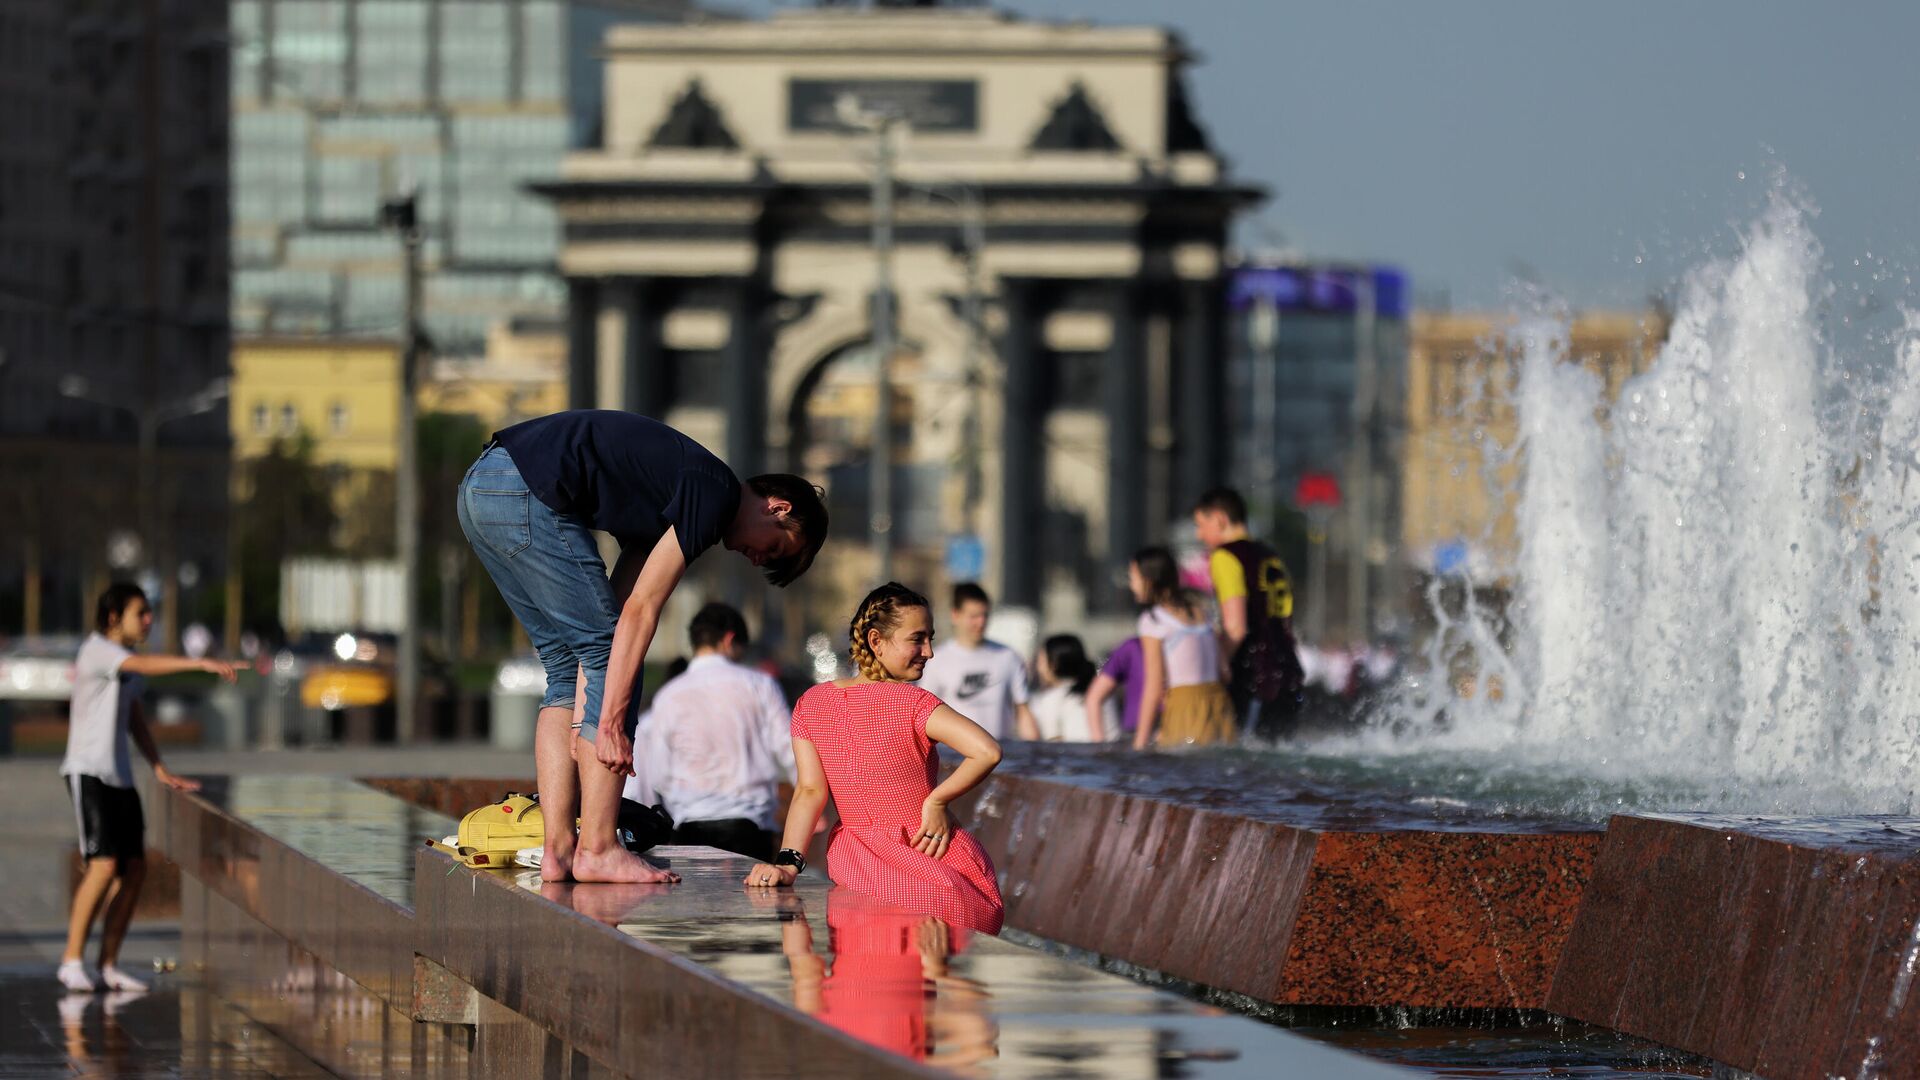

{"left": 457, "top": 410, "right": 827, "bottom": 882}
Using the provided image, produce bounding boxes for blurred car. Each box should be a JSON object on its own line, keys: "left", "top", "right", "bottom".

{"left": 282, "top": 631, "right": 396, "bottom": 711}
{"left": 0, "top": 636, "right": 82, "bottom": 701}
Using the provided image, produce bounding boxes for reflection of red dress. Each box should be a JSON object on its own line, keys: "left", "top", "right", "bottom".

{"left": 792, "top": 682, "right": 1005, "bottom": 934}
{"left": 817, "top": 888, "right": 974, "bottom": 1059}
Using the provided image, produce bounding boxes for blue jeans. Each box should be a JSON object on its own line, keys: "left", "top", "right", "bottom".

{"left": 456, "top": 445, "right": 636, "bottom": 741}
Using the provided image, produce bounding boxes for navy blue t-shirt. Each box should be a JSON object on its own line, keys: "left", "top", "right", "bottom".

{"left": 493, "top": 411, "right": 741, "bottom": 560}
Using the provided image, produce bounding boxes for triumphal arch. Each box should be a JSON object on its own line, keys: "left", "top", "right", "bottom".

{"left": 536, "top": 2, "right": 1261, "bottom": 626}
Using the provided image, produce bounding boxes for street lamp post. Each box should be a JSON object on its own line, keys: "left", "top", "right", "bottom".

{"left": 836, "top": 96, "right": 902, "bottom": 582}
{"left": 872, "top": 117, "right": 898, "bottom": 581}
{"left": 381, "top": 191, "right": 425, "bottom": 743}
{"left": 902, "top": 179, "right": 987, "bottom": 538}
{"left": 940, "top": 187, "right": 987, "bottom": 538}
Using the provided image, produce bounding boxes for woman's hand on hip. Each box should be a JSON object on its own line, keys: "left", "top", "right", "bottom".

{"left": 914, "top": 799, "right": 954, "bottom": 860}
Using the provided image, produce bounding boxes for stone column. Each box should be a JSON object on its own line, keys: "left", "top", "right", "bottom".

{"left": 723, "top": 277, "right": 767, "bottom": 476}
{"left": 1105, "top": 281, "right": 1147, "bottom": 578}
{"left": 566, "top": 278, "right": 599, "bottom": 410}
{"left": 619, "top": 278, "right": 667, "bottom": 419}
{"left": 1177, "top": 277, "right": 1226, "bottom": 506}
{"left": 997, "top": 279, "right": 1046, "bottom": 607}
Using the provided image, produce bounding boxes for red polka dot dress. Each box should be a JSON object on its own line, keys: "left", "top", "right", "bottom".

{"left": 791, "top": 681, "right": 1004, "bottom": 934}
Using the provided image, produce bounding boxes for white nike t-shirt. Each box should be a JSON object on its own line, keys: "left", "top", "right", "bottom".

{"left": 63, "top": 633, "right": 140, "bottom": 788}
{"left": 918, "top": 639, "right": 1029, "bottom": 739}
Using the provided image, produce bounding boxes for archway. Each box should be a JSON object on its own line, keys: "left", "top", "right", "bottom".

{"left": 781, "top": 339, "right": 944, "bottom": 641}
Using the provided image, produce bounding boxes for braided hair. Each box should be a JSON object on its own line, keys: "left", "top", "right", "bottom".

{"left": 848, "top": 581, "right": 931, "bottom": 681}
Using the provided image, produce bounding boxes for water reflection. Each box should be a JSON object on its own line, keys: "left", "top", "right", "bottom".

{"left": 506, "top": 848, "right": 1386, "bottom": 1078}
{"left": 195, "top": 774, "right": 455, "bottom": 907}
{"left": 538, "top": 876, "right": 678, "bottom": 923}
{"left": 783, "top": 889, "right": 999, "bottom": 1071}
{"left": 58, "top": 990, "right": 142, "bottom": 1074}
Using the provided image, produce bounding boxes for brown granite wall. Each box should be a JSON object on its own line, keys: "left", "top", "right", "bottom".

{"left": 1281, "top": 830, "right": 1597, "bottom": 1007}
{"left": 67, "top": 849, "right": 180, "bottom": 919}
{"left": 150, "top": 784, "right": 419, "bottom": 1012}
{"left": 1546, "top": 814, "right": 1920, "bottom": 1080}
{"left": 958, "top": 772, "right": 1600, "bottom": 1010}
{"left": 180, "top": 874, "right": 472, "bottom": 1078}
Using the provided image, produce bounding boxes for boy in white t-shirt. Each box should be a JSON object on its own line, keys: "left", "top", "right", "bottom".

{"left": 916, "top": 583, "right": 1039, "bottom": 741}
{"left": 59, "top": 584, "right": 235, "bottom": 994}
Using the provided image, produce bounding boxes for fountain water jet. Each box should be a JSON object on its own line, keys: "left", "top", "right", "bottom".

{"left": 1348, "top": 188, "right": 1920, "bottom": 814}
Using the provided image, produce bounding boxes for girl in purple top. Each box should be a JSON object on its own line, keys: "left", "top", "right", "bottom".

{"left": 1084, "top": 637, "right": 1145, "bottom": 740}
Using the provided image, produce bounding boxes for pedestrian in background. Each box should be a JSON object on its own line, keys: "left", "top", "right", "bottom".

{"left": 1192, "top": 487, "right": 1306, "bottom": 738}
{"left": 1028, "top": 634, "right": 1110, "bottom": 742}
{"left": 1128, "top": 547, "right": 1234, "bottom": 748}
{"left": 624, "top": 604, "right": 792, "bottom": 860}
{"left": 1085, "top": 637, "right": 1144, "bottom": 744}
{"left": 917, "top": 583, "right": 1038, "bottom": 741}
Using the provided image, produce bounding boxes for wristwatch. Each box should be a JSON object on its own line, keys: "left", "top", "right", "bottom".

{"left": 772, "top": 848, "right": 806, "bottom": 875}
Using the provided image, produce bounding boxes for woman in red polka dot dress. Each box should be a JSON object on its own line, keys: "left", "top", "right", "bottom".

{"left": 744, "top": 582, "right": 1006, "bottom": 934}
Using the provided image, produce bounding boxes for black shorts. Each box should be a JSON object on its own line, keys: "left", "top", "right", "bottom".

{"left": 68, "top": 775, "right": 145, "bottom": 861}
{"left": 673, "top": 818, "right": 777, "bottom": 862}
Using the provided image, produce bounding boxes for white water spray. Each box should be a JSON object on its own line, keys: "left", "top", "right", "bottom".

{"left": 1375, "top": 189, "right": 1920, "bottom": 812}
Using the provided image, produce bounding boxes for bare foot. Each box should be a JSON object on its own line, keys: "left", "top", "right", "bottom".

{"left": 569, "top": 844, "right": 680, "bottom": 884}
{"left": 541, "top": 840, "right": 575, "bottom": 882}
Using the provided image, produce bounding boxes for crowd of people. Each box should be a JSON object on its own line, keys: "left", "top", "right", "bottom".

{"left": 54, "top": 409, "right": 1318, "bottom": 991}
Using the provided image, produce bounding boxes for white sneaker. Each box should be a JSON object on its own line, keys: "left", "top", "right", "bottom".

{"left": 98, "top": 965, "right": 148, "bottom": 993}
{"left": 57, "top": 960, "right": 99, "bottom": 992}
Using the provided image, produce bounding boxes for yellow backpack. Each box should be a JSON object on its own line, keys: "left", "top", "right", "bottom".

{"left": 447, "top": 793, "right": 544, "bottom": 869}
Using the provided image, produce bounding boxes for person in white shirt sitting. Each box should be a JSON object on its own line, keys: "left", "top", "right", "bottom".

{"left": 916, "top": 583, "right": 1040, "bottom": 741}
{"left": 1028, "top": 634, "right": 1116, "bottom": 742}
{"left": 623, "top": 603, "right": 793, "bottom": 860}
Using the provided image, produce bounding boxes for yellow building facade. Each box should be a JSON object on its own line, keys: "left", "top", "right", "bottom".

{"left": 231, "top": 329, "right": 568, "bottom": 553}
{"left": 231, "top": 339, "right": 402, "bottom": 469}
{"left": 232, "top": 326, "right": 568, "bottom": 473}
{"left": 1401, "top": 311, "right": 1669, "bottom": 581}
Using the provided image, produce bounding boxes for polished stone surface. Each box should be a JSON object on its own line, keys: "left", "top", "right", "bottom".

{"left": 181, "top": 875, "right": 471, "bottom": 1078}
{"left": 187, "top": 774, "right": 456, "bottom": 910}
{"left": 1546, "top": 813, "right": 1920, "bottom": 1080}
{"left": 153, "top": 777, "right": 454, "bottom": 1014}
{"left": 155, "top": 775, "right": 1408, "bottom": 1077}
{"left": 958, "top": 768, "right": 1598, "bottom": 1010}
{"left": 473, "top": 843, "right": 1413, "bottom": 1078}
{"left": 374, "top": 760, "right": 1606, "bottom": 1013}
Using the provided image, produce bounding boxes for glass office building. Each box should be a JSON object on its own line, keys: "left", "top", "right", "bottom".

{"left": 230, "top": 0, "right": 696, "bottom": 355}
{"left": 1225, "top": 263, "right": 1411, "bottom": 639}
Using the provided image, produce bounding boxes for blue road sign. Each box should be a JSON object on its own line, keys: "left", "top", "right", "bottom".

{"left": 945, "top": 534, "right": 985, "bottom": 581}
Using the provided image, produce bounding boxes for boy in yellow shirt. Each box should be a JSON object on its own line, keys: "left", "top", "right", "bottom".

{"left": 1192, "top": 488, "right": 1305, "bottom": 738}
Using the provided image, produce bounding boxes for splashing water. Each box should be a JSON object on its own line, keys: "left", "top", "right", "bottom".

{"left": 1320, "top": 187, "right": 1920, "bottom": 816}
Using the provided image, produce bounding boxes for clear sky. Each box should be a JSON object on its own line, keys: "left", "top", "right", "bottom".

{"left": 737, "top": 1, "right": 1920, "bottom": 313}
